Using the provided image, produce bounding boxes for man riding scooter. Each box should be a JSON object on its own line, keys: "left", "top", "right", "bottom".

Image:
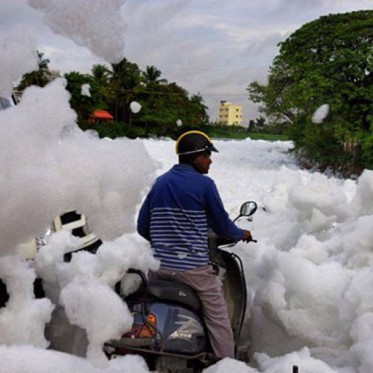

{"left": 137, "top": 130, "right": 252, "bottom": 359}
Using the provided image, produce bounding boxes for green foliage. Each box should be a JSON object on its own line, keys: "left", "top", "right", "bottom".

{"left": 205, "top": 124, "right": 288, "bottom": 141}
{"left": 129, "top": 81, "right": 209, "bottom": 138}
{"left": 17, "top": 52, "right": 210, "bottom": 137}
{"left": 107, "top": 58, "right": 142, "bottom": 123}
{"left": 142, "top": 65, "right": 168, "bottom": 85}
{"left": 208, "top": 124, "right": 247, "bottom": 137}
{"left": 17, "top": 53, "right": 211, "bottom": 140}
{"left": 91, "top": 64, "right": 112, "bottom": 101}
{"left": 248, "top": 10, "right": 373, "bottom": 175}
{"left": 359, "top": 120, "right": 373, "bottom": 169}
{"left": 80, "top": 121, "right": 147, "bottom": 139}
{"left": 246, "top": 132, "right": 288, "bottom": 141}
{"left": 16, "top": 51, "right": 54, "bottom": 93}
{"left": 64, "top": 71, "right": 104, "bottom": 122}
{"left": 87, "top": 58, "right": 209, "bottom": 138}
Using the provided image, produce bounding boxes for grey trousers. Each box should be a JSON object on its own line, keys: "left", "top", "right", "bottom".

{"left": 153, "top": 265, "right": 235, "bottom": 358}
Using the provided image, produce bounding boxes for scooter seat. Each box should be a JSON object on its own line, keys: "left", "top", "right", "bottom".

{"left": 147, "top": 280, "right": 201, "bottom": 311}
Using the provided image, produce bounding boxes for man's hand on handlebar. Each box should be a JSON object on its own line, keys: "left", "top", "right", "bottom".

{"left": 242, "top": 230, "right": 256, "bottom": 243}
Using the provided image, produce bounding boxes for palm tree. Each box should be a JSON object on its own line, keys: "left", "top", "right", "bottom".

{"left": 108, "top": 58, "right": 142, "bottom": 123}
{"left": 91, "top": 64, "right": 112, "bottom": 110}
{"left": 142, "top": 66, "right": 167, "bottom": 85}
{"left": 91, "top": 64, "right": 111, "bottom": 86}
{"left": 16, "top": 51, "right": 53, "bottom": 94}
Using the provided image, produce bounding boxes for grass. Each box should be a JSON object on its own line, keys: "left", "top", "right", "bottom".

{"left": 83, "top": 121, "right": 289, "bottom": 142}
{"left": 208, "top": 127, "right": 289, "bottom": 141}
{"left": 245, "top": 132, "right": 289, "bottom": 141}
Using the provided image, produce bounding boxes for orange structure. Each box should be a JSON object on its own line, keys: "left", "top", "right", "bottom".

{"left": 88, "top": 110, "right": 113, "bottom": 123}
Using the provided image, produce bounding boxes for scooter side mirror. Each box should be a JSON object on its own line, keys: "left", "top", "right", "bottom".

{"left": 239, "top": 201, "right": 257, "bottom": 217}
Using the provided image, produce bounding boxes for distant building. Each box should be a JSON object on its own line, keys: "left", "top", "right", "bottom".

{"left": 218, "top": 100, "right": 242, "bottom": 126}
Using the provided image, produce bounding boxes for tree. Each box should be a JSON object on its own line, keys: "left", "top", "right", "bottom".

{"left": 136, "top": 83, "right": 209, "bottom": 137}
{"left": 64, "top": 71, "right": 104, "bottom": 122}
{"left": 142, "top": 66, "right": 167, "bottom": 86}
{"left": 108, "top": 58, "right": 142, "bottom": 123}
{"left": 248, "top": 116, "right": 266, "bottom": 132}
{"left": 15, "top": 52, "right": 211, "bottom": 139}
{"left": 16, "top": 51, "right": 54, "bottom": 93}
{"left": 188, "top": 93, "right": 209, "bottom": 126}
{"left": 91, "top": 64, "right": 113, "bottom": 110}
{"left": 91, "top": 64, "right": 111, "bottom": 86}
{"left": 248, "top": 10, "right": 373, "bottom": 174}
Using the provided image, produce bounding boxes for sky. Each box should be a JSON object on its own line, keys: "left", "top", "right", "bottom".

{"left": 1, "top": 0, "right": 373, "bottom": 122}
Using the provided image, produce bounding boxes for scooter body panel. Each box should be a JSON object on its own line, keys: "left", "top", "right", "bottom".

{"left": 131, "top": 301, "right": 206, "bottom": 353}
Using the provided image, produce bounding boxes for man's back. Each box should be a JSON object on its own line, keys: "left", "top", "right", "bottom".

{"left": 138, "top": 164, "right": 211, "bottom": 270}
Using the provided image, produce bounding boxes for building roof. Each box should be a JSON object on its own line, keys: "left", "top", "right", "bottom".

{"left": 90, "top": 110, "right": 113, "bottom": 120}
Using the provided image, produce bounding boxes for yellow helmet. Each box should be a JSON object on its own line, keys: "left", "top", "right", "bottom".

{"left": 175, "top": 130, "right": 218, "bottom": 155}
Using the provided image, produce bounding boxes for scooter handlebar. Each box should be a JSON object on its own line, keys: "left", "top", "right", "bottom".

{"left": 243, "top": 236, "right": 257, "bottom": 243}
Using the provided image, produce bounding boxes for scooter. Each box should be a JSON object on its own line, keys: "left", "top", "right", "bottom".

{"left": 104, "top": 201, "right": 258, "bottom": 372}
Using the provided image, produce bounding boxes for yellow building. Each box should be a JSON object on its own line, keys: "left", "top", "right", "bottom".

{"left": 218, "top": 100, "right": 242, "bottom": 126}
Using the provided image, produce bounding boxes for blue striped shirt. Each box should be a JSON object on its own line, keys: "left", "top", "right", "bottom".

{"left": 137, "top": 164, "right": 243, "bottom": 271}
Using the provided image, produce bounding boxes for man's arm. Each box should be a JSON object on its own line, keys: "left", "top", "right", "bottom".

{"left": 205, "top": 181, "right": 251, "bottom": 241}
{"left": 137, "top": 196, "right": 151, "bottom": 241}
